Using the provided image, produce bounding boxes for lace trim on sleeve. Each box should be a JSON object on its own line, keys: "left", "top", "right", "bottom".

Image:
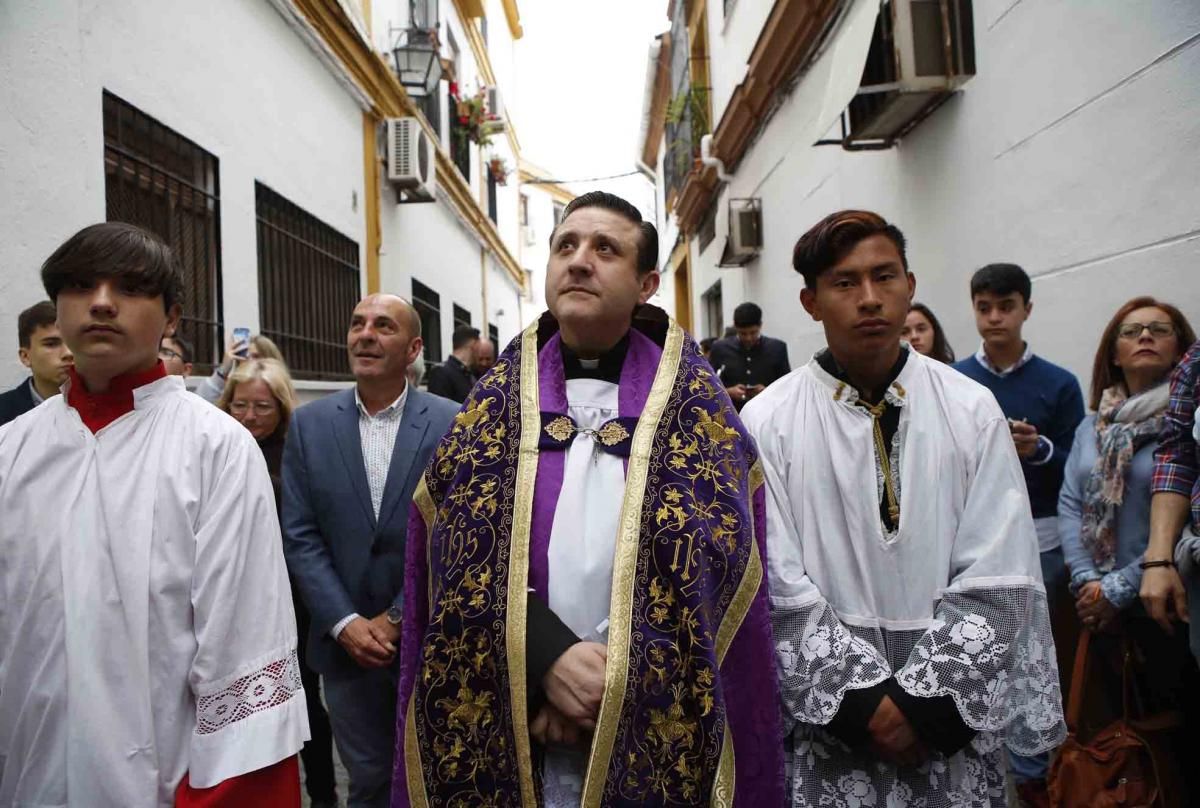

{"left": 894, "top": 585, "right": 1065, "bottom": 756}
{"left": 773, "top": 599, "right": 891, "bottom": 725}
{"left": 195, "top": 650, "right": 303, "bottom": 735}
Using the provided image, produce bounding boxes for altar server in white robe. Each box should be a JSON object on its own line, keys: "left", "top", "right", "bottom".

{"left": 0, "top": 223, "right": 308, "bottom": 808}
{"left": 741, "top": 210, "right": 1065, "bottom": 808}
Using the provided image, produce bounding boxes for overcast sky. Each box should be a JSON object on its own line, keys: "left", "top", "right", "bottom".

{"left": 513, "top": 0, "right": 670, "bottom": 216}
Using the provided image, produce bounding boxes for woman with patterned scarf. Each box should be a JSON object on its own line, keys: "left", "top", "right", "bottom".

{"left": 1059, "top": 296, "right": 1198, "bottom": 794}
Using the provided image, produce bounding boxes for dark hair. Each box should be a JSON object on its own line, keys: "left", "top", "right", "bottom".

{"left": 162, "top": 333, "right": 194, "bottom": 364}
{"left": 907, "top": 302, "right": 955, "bottom": 363}
{"left": 733, "top": 302, "right": 762, "bottom": 328}
{"left": 969, "top": 263, "right": 1031, "bottom": 304}
{"left": 792, "top": 210, "right": 908, "bottom": 289}
{"left": 700, "top": 337, "right": 716, "bottom": 354}
{"left": 1089, "top": 296, "right": 1195, "bottom": 410}
{"left": 17, "top": 300, "right": 57, "bottom": 348}
{"left": 552, "top": 191, "right": 659, "bottom": 275}
{"left": 41, "top": 222, "right": 184, "bottom": 311}
{"left": 452, "top": 325, "right": 481, "bottom": 350}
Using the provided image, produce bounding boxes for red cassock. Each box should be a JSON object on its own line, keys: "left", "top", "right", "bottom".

{"left": 175, "top": 757, "right": 300, "bottom": 808}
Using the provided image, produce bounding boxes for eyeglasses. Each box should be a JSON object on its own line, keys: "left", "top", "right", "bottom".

{"left": 229, "top": 401, "right": 278, "bottom": 416}
{"left": 158, "top": 348, "right": 182, "bottom": 361}
{"left": 1116, "top": 321, "right": 1175, "bottom": 340}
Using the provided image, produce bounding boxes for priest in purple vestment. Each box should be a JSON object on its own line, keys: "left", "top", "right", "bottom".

{"left": 390, "top": 192, "right": 784, "bottom": 807}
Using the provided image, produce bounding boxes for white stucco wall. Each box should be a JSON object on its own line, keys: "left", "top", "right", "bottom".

{"left": 378, "top": 176, "right": 521, "bottom": 360}
{"left": 518, "top": 187, "right": 555, "bottom": 329}
{"left": 0, "top": 0, "right": 366, "bottom": 388}
{"left": 706, "top": 0, "right": 776, "bottom": 125}
{"left": 681, "top": 0, "right": 1200, "bottom": 393}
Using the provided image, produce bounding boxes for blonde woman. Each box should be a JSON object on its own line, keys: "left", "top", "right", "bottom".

{"left": 199, "top": 332, "right": 285, "bottom": 403}
{"left": 218, "top": 359, "right": 338, "bottom": 808}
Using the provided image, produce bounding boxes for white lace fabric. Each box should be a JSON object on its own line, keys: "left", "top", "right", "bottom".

{"left": 195, "top": 650, "right": 303, "bottom": 735}
{"left": 894, "top": 584, "right": 1065, "bottom": 756}
{"left": 776, "top": 584, "right": 1064, "bottom": 808}
{"left": 775, "top": 584, "right": 1064, "bottom": 756}
{"left": 790, "top": 727, "right": 1009, "bottom": 808}
{"left": 773, "top": 599, "right": 892, "bottom": 727}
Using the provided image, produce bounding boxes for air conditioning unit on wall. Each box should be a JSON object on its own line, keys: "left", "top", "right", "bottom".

{"left": 846, "top": 0, "right": 975, "bottom": 145}
{"left": 386, "top": 117, "right": 437, "bottom": 203}
{"left": 719, "top": 198, "right": 762, "bottom": 267}
{"left": 485, "top": 86, "right": 507, "bottom": 131}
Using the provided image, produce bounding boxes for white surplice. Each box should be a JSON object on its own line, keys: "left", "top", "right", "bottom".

{"left": 741, "top": 349, "right": 1065, "bottom": 808}
{"left": 0, "top": 376, "right": 308, "bottom": 808}
{"left": 543, "top": 378, "right": 624, "bottom": 807}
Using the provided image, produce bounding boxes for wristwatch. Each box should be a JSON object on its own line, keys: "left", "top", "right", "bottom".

{"left": 386, "top": 605, "right": 403, "bottom": 625}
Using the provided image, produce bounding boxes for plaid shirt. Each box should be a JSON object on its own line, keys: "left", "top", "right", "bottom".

{"left": 1152, "top": 339, "right": 1200, "bottom": 530}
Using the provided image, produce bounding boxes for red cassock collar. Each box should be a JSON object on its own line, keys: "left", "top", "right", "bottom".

{"left": 66, "top": 361, "right": 168, "bottom": 434}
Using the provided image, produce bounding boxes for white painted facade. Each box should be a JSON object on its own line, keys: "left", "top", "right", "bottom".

{"left": 1, "top": 0, "right": 530, "bottom": 396}
{"left": 0, "top": 0, "right": 367, "bottom": 390}
{"left": 368, "top": 0, "right": 525, "bottom": 361}
{"left": 516, "top": 185, "right": 557, "bottom": 330}
{"left": 652, "top": 0, "right": 1200, "bottom": 393}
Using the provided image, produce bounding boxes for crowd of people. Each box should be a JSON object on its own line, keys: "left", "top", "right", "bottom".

{"left": 0, "top": 197, "right": 1197, "bottom": 808}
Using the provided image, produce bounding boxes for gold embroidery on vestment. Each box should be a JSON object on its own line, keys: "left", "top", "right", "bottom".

{"left": 543, "top": 415, "right": 574, "bottom": 442}
{"left": 715, "top": 538, "right": 763, "bottom": 666}
{"left": 581, "top": 321, "right": 686, "bottom": 803}
{"left": 404, "top": 696, "right": 430, "bottom": 807}
{"left": 711, "top": 723, "right": 736, "bottom": 807}
{"left": 596, "top": 419, "right": 631, "bottom": 446}
{"left": 507, "top": 323, "right": 541, "bottom": 807}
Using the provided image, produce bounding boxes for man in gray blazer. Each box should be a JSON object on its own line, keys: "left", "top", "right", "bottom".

{"left": 283, "top": 294, "right": 458, "bottom": 808}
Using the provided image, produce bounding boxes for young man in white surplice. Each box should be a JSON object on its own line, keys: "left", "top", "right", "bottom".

{"left": 740, "top": 210, "right": 1065, "bottom": 808}
{"left": 0, "top": 223, "right": 308, "bottom": 808}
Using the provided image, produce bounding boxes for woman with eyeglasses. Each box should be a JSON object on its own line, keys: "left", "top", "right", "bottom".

{"left": 1058, "top": 296, "right": 1198, "bottom": 790}
{"left": 217, "top": 359, "right": 339, "bottom": 808}
{"left": 199, "top": 332, "right": 285, "bottom": 403}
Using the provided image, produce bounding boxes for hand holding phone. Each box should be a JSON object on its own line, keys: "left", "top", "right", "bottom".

{"left": 231, "top": 327, "right": 251, "bottom": 359}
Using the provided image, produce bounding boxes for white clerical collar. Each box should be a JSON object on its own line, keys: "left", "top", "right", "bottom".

{"left": 974, "top": 342, "right": 1033, "bottom": 377}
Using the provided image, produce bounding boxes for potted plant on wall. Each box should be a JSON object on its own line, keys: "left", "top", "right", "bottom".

{"left": 450, "top": 82, "right": 501, "bottom": 150}
{"left": 487, "top": 154, "right": 510, "bottom": 186}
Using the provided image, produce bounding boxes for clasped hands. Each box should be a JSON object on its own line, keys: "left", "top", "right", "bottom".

{"left": 337, "top": 612, "right": 401, "bottom": 668}
{"left": 531, "top": 641, "right": 607, "bottom": 748}
{"left": 866, "top": 696, "right": 929, "bottom": 767}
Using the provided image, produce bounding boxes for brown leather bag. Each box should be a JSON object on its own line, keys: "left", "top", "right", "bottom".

{"left": 1048, "top": 630, "right": 1182, "bottom": 808}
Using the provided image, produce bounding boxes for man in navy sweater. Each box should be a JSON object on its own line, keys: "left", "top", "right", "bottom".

{"left": 953, "top": 263, "right": 1083, "bottom": 805}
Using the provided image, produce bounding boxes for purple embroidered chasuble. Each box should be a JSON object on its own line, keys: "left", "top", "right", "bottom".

{"left": 391, "top": 310, "right": 783, "bottom": 807}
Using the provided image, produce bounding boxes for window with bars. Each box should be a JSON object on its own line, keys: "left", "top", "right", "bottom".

{"left": 487, "top": 171, "right": 498, "bottom": 224}
{"left": 664, "top": 0, "right": 710, "bottom": 206}
{"left": 449, "top": 85, "right": 472, "bottom": 179}
{"left": 413, "top": 278, "right": 442, "bottom": 362}
{"left": 419, "top": 91, "right": 441, "bottom": 140}
{"left": 255, "top": 183, "right": 361, "bottom": 380}
{"left": 102, "top": 91, "right": 223, "bottom": 372}
{"left": 409, "top": 0, "right": 438, "bottom": 30}
{"left": 702, "top": 280, "right": 723, "bottom": 339}
{"left": 453, "top": 304, "right": 472, "bottom": 331}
